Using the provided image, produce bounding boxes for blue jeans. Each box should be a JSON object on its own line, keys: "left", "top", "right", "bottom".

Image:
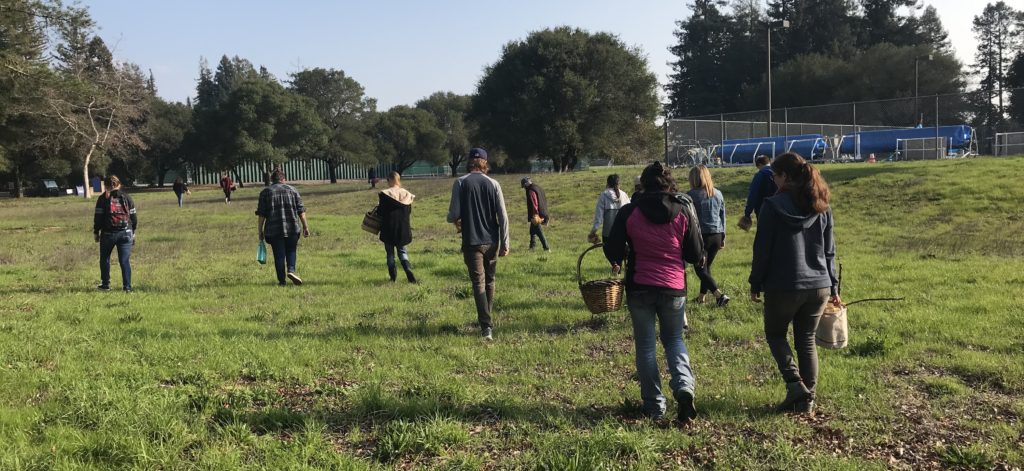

{"left": 384, "top": 243, "right": 409, "bottom": 269}
{"left": 100, "top": 230, "right": 133, "bottom": 290}
{"left": 176, "top": 192, "right": 184, "bottom": 207}
{"left": 627, "top": 291, "right": 694, "bottom": 416}
{"left": 265, "top": 234, "right": 299, "bottom": 284}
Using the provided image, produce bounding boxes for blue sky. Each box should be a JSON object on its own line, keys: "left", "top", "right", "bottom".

{"left": 85, "top": 0, "right": 993, "bottom": 110}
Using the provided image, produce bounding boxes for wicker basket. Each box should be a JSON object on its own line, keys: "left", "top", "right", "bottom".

{"left": 361, "top": 205, "right": 382, "bottom": 235}
{"left": 577, "top": 243, "right": 624, "bottom": 314}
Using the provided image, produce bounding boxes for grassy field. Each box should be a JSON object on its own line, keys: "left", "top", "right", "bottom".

{"left": 0, "top": 157, "right": 1022, "bottom": 470}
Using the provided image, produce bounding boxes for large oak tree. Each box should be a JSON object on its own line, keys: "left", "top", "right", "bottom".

{"left": 473, "top": 27, "right": 660, "bottom": 171}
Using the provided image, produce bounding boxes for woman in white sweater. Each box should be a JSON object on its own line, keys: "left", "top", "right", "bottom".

{"left": 588, "top": 174, "right": 631, "bottom": 244}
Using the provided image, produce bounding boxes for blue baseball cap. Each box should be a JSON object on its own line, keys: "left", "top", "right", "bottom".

{"left": 468, "top": 147, "right": 488, "bottom": 160}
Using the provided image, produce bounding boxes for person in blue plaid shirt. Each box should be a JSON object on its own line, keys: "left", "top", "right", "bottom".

{"left": 256, "top": 169, "right": 310, "bottom": 286}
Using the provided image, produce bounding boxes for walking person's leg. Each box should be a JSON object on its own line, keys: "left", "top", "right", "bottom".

{"left": 285, "top": 235, "right": 301, "bottom": 285}
{"left": 483, "top": 244, "right": 498, "bottom": 316}
{"left": 529, "top": 224, "right": 537, "bottom": 249}
{"left": 656, "top": 294, "right": 696, "bottom": 421}
{"left": 385, "top": 243, "right": 398, "bottom": 282}
{"left": 763, "top": 290, "right": 812, "bottom": 410}
{"left": 702, "top": 234, "right": 728, "bottom": 305}
{"left": 266, "top": 236, "right": 287, "bottom": 285}
{"left": 99, "top": 234, "right": 115, "bottom": 289}
{"left": 464, "top": 245, "right": 492, "bottom": 335}
{"left": 792, "top": 288, "right": 829, "bottom": 394}
{"left": 398, "top": 245, "right": 416, "bottom": 283}
{"left": 535, "top": 224, "right": 549, "bottom": 251}
{"left": 627, "top": 291, "right": 665, "bottom": 418}
{"left": 116, "top": 231, "right": 133, "bottom": 291}
{"left": 177, "top": 193, "right": 183, "bottom": 207}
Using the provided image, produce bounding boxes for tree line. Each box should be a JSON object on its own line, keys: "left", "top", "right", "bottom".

{"left": 0, "top": 1, "right": 660, "bottom": 197}
{"left": 666, "top": 0, "right": 1024, "bottom": 131}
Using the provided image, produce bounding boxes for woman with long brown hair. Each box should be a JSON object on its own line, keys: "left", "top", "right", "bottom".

{"left": 749, "top": 152, "right": 840, "bottom": 414}
{"left": 687, "top": 165, "right": 728, "bottom": 307}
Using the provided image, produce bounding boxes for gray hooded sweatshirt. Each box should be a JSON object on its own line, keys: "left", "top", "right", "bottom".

{"left": 749, "top": 192, "right": 838, "bottom": 296}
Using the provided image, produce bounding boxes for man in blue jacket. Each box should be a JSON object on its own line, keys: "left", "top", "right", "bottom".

{"left": 738, "top": 155, "right": 778, "bottom": 231}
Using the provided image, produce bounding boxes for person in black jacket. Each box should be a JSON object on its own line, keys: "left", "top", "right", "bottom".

{"left": 378, "top": 171, "right": 417, "bottom": 283}
{"left": 93, "top": 175, "right": 137, "bottom": 292}
{"left": 749, "top": 152, "right": 841, "bottom": 415}
{"left": 521, "top": 177, "right": 549, "bottom": 251}
{"left": 172, "top": 177, "right": 190, "bottom": 208}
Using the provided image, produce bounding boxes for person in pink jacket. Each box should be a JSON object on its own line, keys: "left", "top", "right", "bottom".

{"left": 603, "top": 161, "right": 705, "bottom": 423}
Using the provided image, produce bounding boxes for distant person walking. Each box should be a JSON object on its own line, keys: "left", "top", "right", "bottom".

{"left": 521, "top": 176, "right": 550, "bottom": 251}
{"left": 588, "top": 174, "right": 630, "bottom": 244}
{"left": 220, "top": 172, "right": 235, "bottom": 204}
{"left": 738, "top": 155, "right": 777, "bottom": 231}
{"left": 93, "top": 175, "right": 137, "bottom": 292}
{"left": 604, "top": 161, "right": 705, "bottom": 423}
{"left": 368, "top": 167, "right": 378, "bottom": 189}
{"left": 687, "top": 165, "right": 729, "bottom": 307}
{"left": 256, "top": 169, "right": 310, "bottom": 286}
{"left": 172, "top": 177, "right": 190, "bottom": 208}
{"left": 749, "top": 152, "right": 840, "bottom": 414}
{"left": 379, "top": 171, "right": 417, "bottom": 283}
{"left": 446, "top": 147, "right": 510, "bottom": 341}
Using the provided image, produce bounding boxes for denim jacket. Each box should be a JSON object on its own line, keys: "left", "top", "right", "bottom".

{"left": 686, "top": 188, "right": 726, "bottom": 237}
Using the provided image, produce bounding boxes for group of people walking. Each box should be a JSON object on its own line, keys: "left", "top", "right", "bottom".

{"left": 599, "top": 153, "right": 839, "bottom": 422}
{"left": 92, "top": 147, "right": 838, "bottom": 425}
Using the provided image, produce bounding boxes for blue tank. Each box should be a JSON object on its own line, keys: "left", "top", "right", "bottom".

{"left": 839, "top": 125, "right": 973, "bottom": 155}
{"left": 717, "top": 134, "right": 827, "bottom": 164}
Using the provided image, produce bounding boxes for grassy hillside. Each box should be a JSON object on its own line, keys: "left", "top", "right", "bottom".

{"left": 0, "top": 157, "right": 1022, "bottom": 469}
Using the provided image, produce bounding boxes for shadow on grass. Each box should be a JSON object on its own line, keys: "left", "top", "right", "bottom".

{"left": 206, "top": 381, "right": 655, "bottom": 438}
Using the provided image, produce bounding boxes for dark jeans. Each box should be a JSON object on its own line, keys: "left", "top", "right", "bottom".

{"left": 223, "top": 189, "right": 232, "bottom": 201}
{"left": 694, "top": 233, "right": 723, "bottom": 294}
{"left": 265, "top": 234, "right": 299, "bottom": 284}
{"left": 529, "top": 224, "right": 549, "bottom": 250}
{"left": 100, "top": 230, "right": 133, "bottom": 289}
{"left": 463, "top": 244, "right": 498, "bottom": 329}
{"left": 384, "top": 243, "right": 410, "bottom": 269}
{"left": 763, "top": 288, "right": 829, "bottom": 391}
{"left": 175, "top": 192, "right": 184, "bottom": 207}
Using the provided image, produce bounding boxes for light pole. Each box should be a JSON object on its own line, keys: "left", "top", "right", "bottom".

{"left": 767, "top": 20, "right": 789, "bottom": 138}
{"left": 915, "top": 54, "right": 933, "bottom": 126}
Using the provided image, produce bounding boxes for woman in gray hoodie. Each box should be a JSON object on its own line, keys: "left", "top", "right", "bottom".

{"left": 749, "top": 152, "right": 841, "bottom": 415}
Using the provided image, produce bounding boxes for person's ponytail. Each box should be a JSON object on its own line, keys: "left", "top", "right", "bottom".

{"left": 771, "top": 153, "right": 830, "bottom": 214}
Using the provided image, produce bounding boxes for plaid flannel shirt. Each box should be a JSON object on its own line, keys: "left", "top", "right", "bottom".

{"left": 256, "top": 183, "right": 305, "bottom": 238}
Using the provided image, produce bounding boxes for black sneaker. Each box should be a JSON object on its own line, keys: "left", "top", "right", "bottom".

{"left": 482, "top": 327, "right": 493, "bottom": 341}
{"left": 674, "top": 390, "right": 697, "bottom": 424}
{"left": 123, "top": 287, "right": 133, "bottom": 293}
{"left": 795, "top": 395, "right": 816, "bottom": 415}
{"left": 287, "top": 272, "right": 303, "bottom": 285}
{"left": 97, "top": 285, "right": 111, "bottom": 291}
{"left": 716, "top": 294, "right": 731, "bottom": 307}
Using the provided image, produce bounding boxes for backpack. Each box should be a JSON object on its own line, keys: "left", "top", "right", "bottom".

{"left": 109, "top": 195, "right": 130, "bottom": 230}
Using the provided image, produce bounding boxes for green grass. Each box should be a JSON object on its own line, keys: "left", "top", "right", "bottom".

{"left": 1, "top": 157, "right": 1022, "bottom": 469}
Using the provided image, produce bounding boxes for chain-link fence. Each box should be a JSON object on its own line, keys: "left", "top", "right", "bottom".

{"left": 666, "top": 88, "right": 1024, "bottom": 166}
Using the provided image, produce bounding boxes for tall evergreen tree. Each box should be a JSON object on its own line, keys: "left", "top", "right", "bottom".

{"left": 972, "top": 1, "right": 1022, "bottom": 125}
{"left": 666, "top": 0, "right": 733, "bottom": 117}
{"left": 767, "top": 0, "right": 858, "bottom": 59}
